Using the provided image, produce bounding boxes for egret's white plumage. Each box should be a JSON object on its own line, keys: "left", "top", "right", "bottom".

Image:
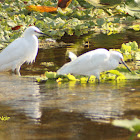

{"left": 57, "top": 48, "right": 131, "bottom": 79}
{"left": 0, "top": 26, "right": 45, "bottom": 75}
{"left": 69, "top": 52, "right": 77, "bottom": 61}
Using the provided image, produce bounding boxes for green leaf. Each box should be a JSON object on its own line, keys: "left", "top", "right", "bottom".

{"left": 112, "top": 118, "right": 140, "bottom": 132}
{"left": 130, "top": 41, "right": 138, "bottom": 51}
{"left": 7, "top": 20, "right": 16, "bottom": 27}
{"left": 45, "top": 71, "right": 59, "bottom": 79}
{"left": 96, "top": 18, "right": 105, "bottom": 27}
{"left": 36, "top": 76, "right": 48, "bottom": 83}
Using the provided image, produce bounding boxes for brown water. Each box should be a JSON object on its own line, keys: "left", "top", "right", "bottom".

{"left": 0, "top": 32, "right": 140, "bottom": 140}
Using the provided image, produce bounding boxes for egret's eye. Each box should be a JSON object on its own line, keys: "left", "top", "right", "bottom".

{"left": 119, "top": 58, "right": 122, "bottom": 64}
{"left": 120, "top": 58, "right": 123, "bottom": 61}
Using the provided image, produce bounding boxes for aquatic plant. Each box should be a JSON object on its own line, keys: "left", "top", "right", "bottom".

{"left": 36, "top": 41, "right": 140, "bottom": 83}
{"left": 36, "top": 70, "right": 128, "bottom": 83}
{"left": 0, "top": 0, "right": 139, "bottom": 48}
{"left": 110, "top": 41, "right": 139, "bottom": 62}
{"left": 112, "top": 118, "right": 140, "bottom": 140}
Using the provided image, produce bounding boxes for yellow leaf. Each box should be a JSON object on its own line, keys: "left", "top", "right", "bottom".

{"left": 108, "top": 70, "right": 122, "bottom": 76}
{"left": 67, "top": 74, "right": 77, "bottom": 81}
{"left": 137, "top": 133, "right": 140, "bottom": 138}
{"left": 108, "top": 75, "right": 116, "bottom": 80}
{"left": 88, "top": 75, "right": 96, "bottom": 83}
{"left": 26, "top": 5, "right": 57, "bottom": 13}
{"left": 56, "top": 78, "right": 63, "bottom": 82}
{"left": 80, "top": 77, "right": 88, "bottom": 83}
{"left": 117, "top": 75, "right": 126, "bottom": 80}
{"left": 131, "top": 25, "right": 140, "bottom": 31}
{"left": 121, "top": 44, "right": 131, "bottom": 53}
{"left": 107, "top": 31, "right": 113, "bottom": 36}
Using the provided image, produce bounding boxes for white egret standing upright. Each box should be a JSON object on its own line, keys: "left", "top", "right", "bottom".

{"left": 57, "top": 48, "right": 131, "bottom": 80}
{"left": 0, "top": 26, "right": 47, "bottom": 75}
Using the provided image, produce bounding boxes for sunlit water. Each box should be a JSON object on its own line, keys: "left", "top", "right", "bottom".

{"left": 0, "top": 32, "right": 140, "bottom": 140}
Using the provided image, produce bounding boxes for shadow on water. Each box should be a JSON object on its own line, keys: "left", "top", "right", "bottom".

{"left": 0, "top": 31, "right": 140, "bottom": 140}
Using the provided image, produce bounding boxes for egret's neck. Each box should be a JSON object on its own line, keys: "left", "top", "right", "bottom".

{"left": 107, "top": 54, "right": 119, "bottom": 70}
{"left": 23, "top": 33, "right": 39, "bottom": 63}
{"left": 24, "top": 34, "right": 38, "bottom": 45}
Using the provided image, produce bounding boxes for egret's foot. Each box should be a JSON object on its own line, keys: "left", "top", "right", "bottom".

{"left": 16, "top": 68, "right": 21, "bottom": 76}
{"left": 11, "top": 69, "right": 21, "bottom": 76}
{"left": 97, "top": 78, "right": 100, "bottom": 84}
{"left": 16, "top": 71, "right": 21, "bottom": 76}
{"left": 87, "top": 76, "right": 90, "bottom": 83}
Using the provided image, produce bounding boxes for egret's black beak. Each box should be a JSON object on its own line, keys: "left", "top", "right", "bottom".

{"left": 35, "top": 31, "right": 51, "bottom": 37}
{"left": 121, "top": 59, "right": 131, "bottom": 72}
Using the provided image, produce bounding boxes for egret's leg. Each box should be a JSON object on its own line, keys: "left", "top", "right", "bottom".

{"left": 97, "top": 78, "right": 100, "bottom": 83}
{"left": 96, "top": 73, "right": 100, "bottom": 83}
{"left": 87, "top": 76, "right": 91, "bottom": 83}
{"left": 11, "top": 67, "right": 16, "bottom": 75}
{"left": 96, "top": 76, "right": 100, "bottom": 83}
{"left": 16, "top": 67, "right": 21, "bottom": 76}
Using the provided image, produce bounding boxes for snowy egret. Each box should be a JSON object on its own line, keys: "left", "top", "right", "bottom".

{"left": 57, "top": 48, "right": 131, "bottom": 79}
{"left": 0, "top": 26, "right": 47, "bottom": 75}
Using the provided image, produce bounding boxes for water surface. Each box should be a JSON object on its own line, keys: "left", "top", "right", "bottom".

{"left": 0, "top": 31, "right": 140, "bottom": 140}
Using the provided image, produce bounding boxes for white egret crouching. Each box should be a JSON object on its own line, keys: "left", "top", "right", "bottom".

{"left": 57, "top": 48, "right": 131, "bottom": 79}
{"left": 0, "top": 26, "right": 47, "bottom": 75}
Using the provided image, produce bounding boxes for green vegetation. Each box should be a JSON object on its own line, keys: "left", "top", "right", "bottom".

{"left": 36, "top": 69, "right": 131, "bottom": 83}
{"left": 0, "top": 0, "right": 139, "bottom": 48}
{"left": 112, "top": 118, "right": 140, "bottom": 140}
{"left": 0, "top": 0, "right": 139, "bottom": 82}
{"left": 36, "top": 41, "right": 139, "bottom": 83}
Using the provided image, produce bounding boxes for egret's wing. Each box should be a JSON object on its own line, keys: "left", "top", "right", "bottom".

{"left": 69, "top": 52, "right": 77, "bottom": 61}
{"left": 57, "top": 49, "right": 110, "bottom": 76}
{"left": 0, "top": 37, "right": 28, "bottom": 68}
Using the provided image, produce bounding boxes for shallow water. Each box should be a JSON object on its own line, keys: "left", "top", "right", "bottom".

{"left": 0, "top": 32, "right": 140, "bottom": 140}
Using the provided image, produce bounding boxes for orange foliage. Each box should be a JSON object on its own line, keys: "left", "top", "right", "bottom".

{"left": 26, "top": 0, "right": 72, "bottom": 13}
{"left": 12, "top": 25, "right": 23, "bottom": 30}
{"left": 26, "top": 5, "right": 57, "bottom": 13}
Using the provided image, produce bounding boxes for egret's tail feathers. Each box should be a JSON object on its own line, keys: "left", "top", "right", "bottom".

{"left": 69, "top": 52, "right": 77, "bottom": 61}
{"left": 57, "top": 68, "right": 68, "bottom": 75}
{"left": 57, "top": 63, "right": 71, "bottom": 75}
